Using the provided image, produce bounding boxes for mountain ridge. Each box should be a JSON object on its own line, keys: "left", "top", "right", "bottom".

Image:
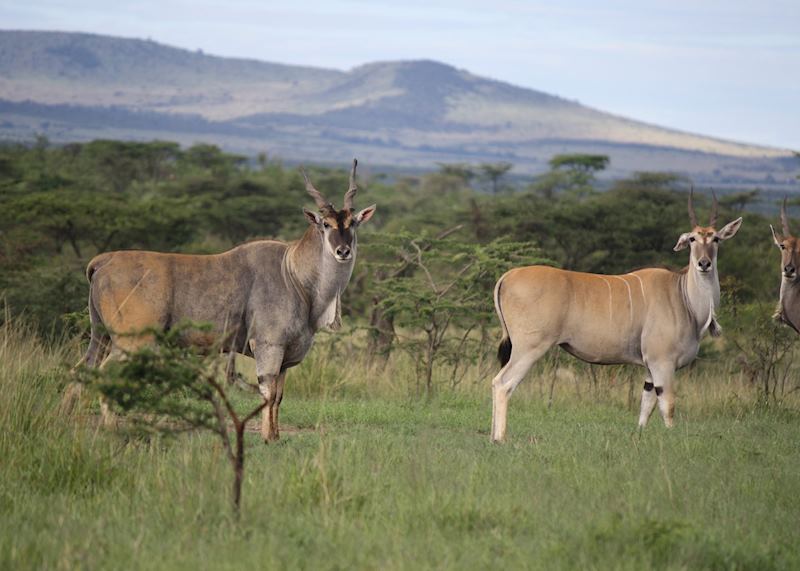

{"left": 0, "top": 30, "right": 794, "bottom": 184}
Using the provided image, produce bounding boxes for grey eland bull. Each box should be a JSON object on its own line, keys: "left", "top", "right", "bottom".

{"left": 65, "top": 159, "right": 376, "bottom": 442}
{"left": 770, "top": 197, "right": 800, "bottom": 333}
{"left": 490, "top": 190, "right": 742, "bottom": 442}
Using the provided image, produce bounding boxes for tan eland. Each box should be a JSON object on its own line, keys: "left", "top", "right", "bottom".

{"left": 490, "top": 190, "right": 742, "bottom": 442}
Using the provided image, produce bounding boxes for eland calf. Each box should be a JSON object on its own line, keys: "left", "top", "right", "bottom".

{"left": 66, "top": 160, "right": 376, "bottom": 442}
{"left": 770, "top": 198, "right": 800, "bottom": 333}
{"left": 490, "top": 191, "right": 742, "bottom": 442}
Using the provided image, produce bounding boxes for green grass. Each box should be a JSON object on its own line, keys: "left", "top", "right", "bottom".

{"left": 2, "top": 323, "right": 799, "bottom": 570}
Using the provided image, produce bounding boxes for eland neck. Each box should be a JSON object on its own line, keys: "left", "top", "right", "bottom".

{"left": 680, "top": 262, "right": 720, "bottom": 337}
{"left": 779, "top": 278, "right": 800, "bottom": 331}
{"left": 285, "top": 226, "right": 355, "bottom": 329}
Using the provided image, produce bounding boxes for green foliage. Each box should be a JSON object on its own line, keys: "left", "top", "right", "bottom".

{"left": 720, "top": 189, "right": 761, "bottom": 211}
{"left": 74, "top": 321, "right": 267, "bottom": 515}
{"left": 0, "top": 137, "right": 792, "bottom": 365}
{"left": 548, "top": 153, "right": 609, "bottom": 173}
{"left": 367, "top": 232, "right": 549, "bottom": 393}
{"left": 727, "top": 303, "right": 797, "bottom": 402}
{"left": 76, "top": 324, "right": 219, "bottom": 430}
{"left": 1, "top": 262, "right": 87, "bottom": 334}
{"left": 436, "top": 162, "right": 475, "bottom": 182}
{"left": 612, "top": 171, "right": 686, "bottom": 192}
{"left": 528, "top": 154, "right": 608, "bottom": 199}
{"left": 478, "top": 161, "right": 513, "bottom": 194}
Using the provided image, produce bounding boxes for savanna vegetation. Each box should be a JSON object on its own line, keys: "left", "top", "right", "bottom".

{"left": 1, "top": 139, "right": 799, "bottom": 569}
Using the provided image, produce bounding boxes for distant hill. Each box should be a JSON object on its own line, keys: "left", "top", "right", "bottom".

{"left": 0, "top": 30, "right": 796, "bottom": 185}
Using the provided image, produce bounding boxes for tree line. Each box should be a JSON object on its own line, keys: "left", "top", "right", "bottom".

{"left": 0, "top": 138, "right": 795, "bottom": 381}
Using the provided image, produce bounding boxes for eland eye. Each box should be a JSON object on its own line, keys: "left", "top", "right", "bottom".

{"left": 323, "top": 221, "right": 331, "bottom": 229}
{"left": 713, "top": 236, "right": 720, "bottom": 243}
{"left": 689, "top": 237, "right": 695, "bottom": 243}
{"left": 780, "top": 244, "right": 786, "bottom": 250}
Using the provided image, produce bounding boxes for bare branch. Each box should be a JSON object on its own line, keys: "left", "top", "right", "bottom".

{"left": 437, "top": 262, "right": 474, "bottom": 300}
{"left": 209, "top": 395, "right": 235, "bottom": 465}
{"left": 410, "top": 240, "right": 438, "bottom": 293}
{"left": 207, "top": 375, "right": 240, "bottom": 426}
{"left": 434, "top": 224, "right": 464, "bottom": 241}
{"left": 387, "top": 225, "right": 463, "bottom": 279}
{"left": 241, "top": 400, "right": 268, "bottom": 425}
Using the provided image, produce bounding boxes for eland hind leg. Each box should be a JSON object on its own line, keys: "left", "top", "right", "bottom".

{"left": 62, "top": 322, "right": 110, "bottom": 415}
{"left": 97, "top": 346, "right": 125, "bottom": 428}
{"left": 269, "top": 371, "right": 287, "bottom": 441}
{"left": 491, "top": 338, "right": 556, "bottom": 443}
{"left": 96, "top": 334, "right": 153, "bottom": 428}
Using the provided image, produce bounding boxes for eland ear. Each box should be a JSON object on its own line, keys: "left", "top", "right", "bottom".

{"left": 718, "top": 217, "right": 743, "bottom": 241}
{"left": 770, "top": 224, "right": 783, "bottom": 247}
{"left": 303, "top": 208, "right": 322, "bottom": 226}
{"left": 354, "top": 204, "right": 377, "bottom": 225}
{"left": 673, "top": 233, "right": 692, "bottom": 252}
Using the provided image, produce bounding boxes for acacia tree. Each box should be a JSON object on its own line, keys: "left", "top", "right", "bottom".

{"left": 436, "top": 162, "right": 475, "bottom": 183}
{"left": 720, "top": 190, "right": 761, "bottom": 212}
{"left": 370, "top": 233, "right": 547, "bottom": 395}
{"left": 548, "top": 153, "right": 609, "bottom": 174}
{"left": 364, "top": 225, "right": 464, "bottom": 359}
{"left": 531, "top": 154, "right": 609, "bottom": 199}
{"left": 75, "top": 324, "right": 265, "bottom": 517}
{"left": 479, "top": 162, "right": 513, "bottom": 194}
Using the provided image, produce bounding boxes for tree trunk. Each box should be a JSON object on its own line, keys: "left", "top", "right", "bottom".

{"left": 367, "top": 298, "right": 395, "bottom": 359}
{"left": 65, "top": 220, "right": 82, "bottom": 258}
{"left": 425, "top": 331, "right": 435, "bottom": 397}
{"left": 232, "top": 423, "right": 245, "bottom": 518}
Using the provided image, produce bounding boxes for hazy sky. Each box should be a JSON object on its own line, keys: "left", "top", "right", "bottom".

{"left": 3, "top": 0, "right": 798, "bottom": 149}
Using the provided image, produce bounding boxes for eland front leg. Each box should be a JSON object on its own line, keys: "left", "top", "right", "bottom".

{"left": 648, "top": 361, "right": 676, "bottom": 428}
{"left": 271, "top": 371, "right": 287, "bottom": 439}
{"left": 254, "top": 342, "right": 285, "bottom": 443}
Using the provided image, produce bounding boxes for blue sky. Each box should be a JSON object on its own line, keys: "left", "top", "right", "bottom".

{"left": 2, "top": 0, "right": 798, "bottom": 149}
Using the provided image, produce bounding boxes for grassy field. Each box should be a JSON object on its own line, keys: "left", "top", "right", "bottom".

{"left": 2, "top": 322, "right": 799, "bottom": 570}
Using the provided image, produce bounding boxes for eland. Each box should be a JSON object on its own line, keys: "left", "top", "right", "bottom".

{"left": 65, "top": 159, "right": 376, "bottom": 442}
{"left": 770, "top": 197, "right": 800, "bottom": 333}
{"left": 490, "top": 190, "right": 742, "bottom": 442}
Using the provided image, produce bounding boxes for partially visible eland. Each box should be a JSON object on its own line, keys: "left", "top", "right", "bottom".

{"left": 770, "top": 197, "right": 800, "bottom": 333}
{"left": 65, "top": 160, "right": 376, "bottom": 442}
{"left": 490, "top": 190, "right": 742, "bottom": 442}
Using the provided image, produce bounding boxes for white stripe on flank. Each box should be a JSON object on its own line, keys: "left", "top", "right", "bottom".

{"left": 629, "top": 273, "right": 646, "bottom": 306}
{"left": 113, "top": 269, "right": 151, "bottom": 320}
{"left": 599, "top": 276, "right": 613, "bottom": 322}
{"left": 613, "top": 275, "right": 634, "bottom": 325}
